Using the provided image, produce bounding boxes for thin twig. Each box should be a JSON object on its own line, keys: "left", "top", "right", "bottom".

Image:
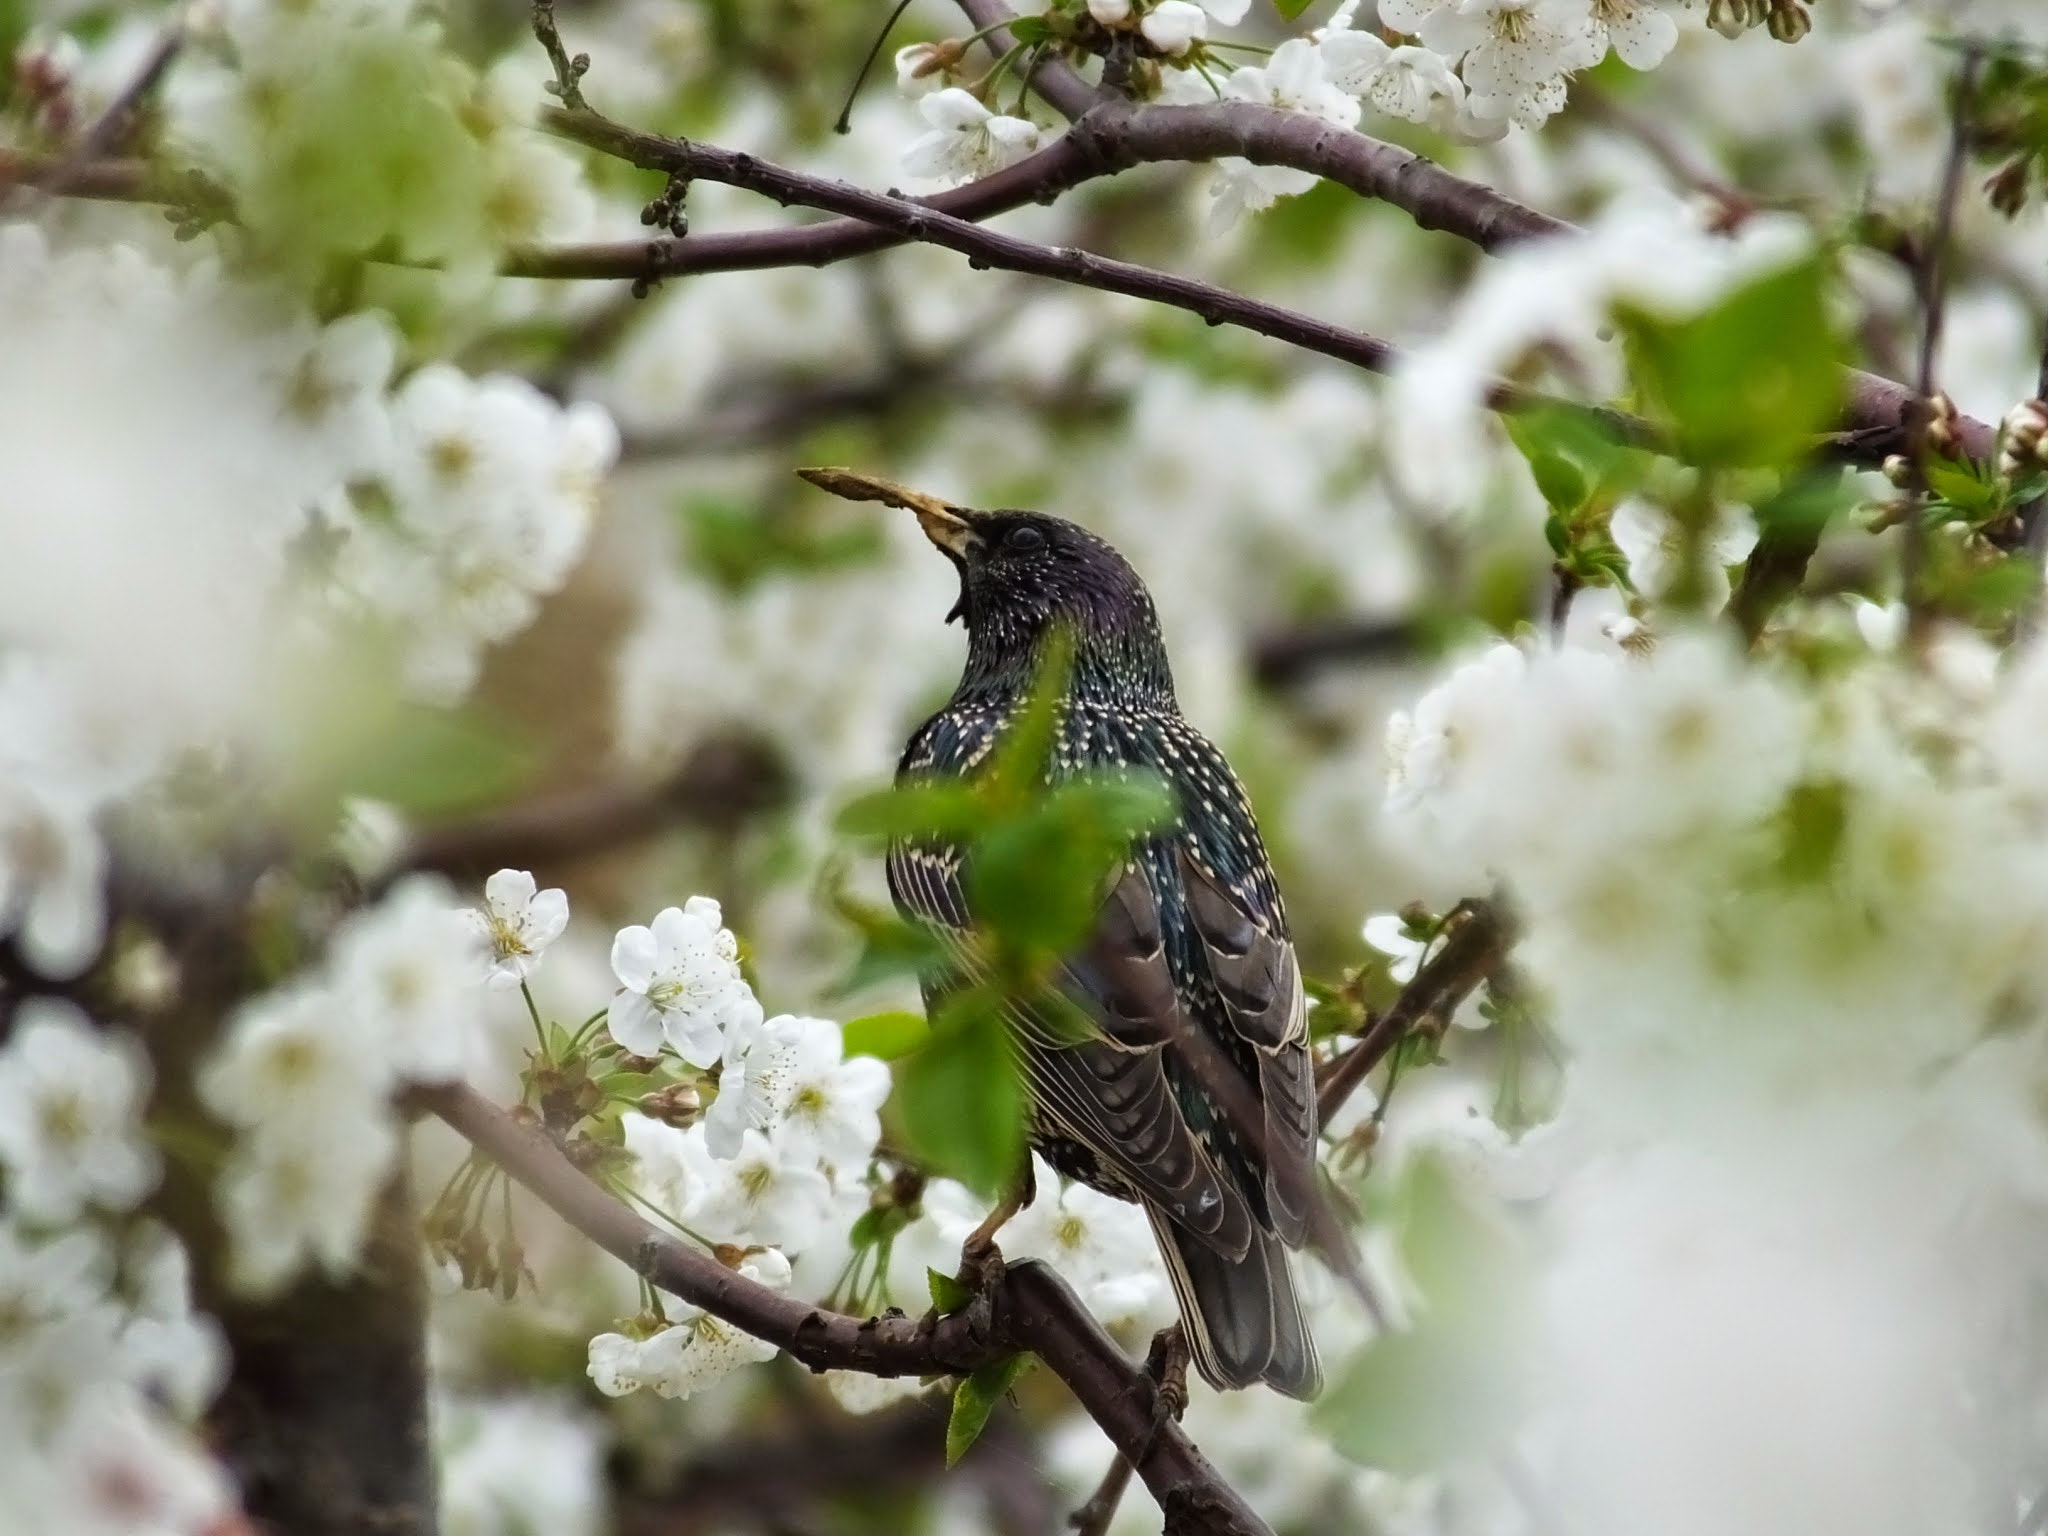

{"left": 1249, "top": 615, "right": 1428, "bottom": 688}
{"left": 1317, "top": 899, "right": 1509, "bottom": 1123}
{"left": 1902, "top": 45, "right": 1986, "bottom": 632}
{"left": 954, "top": 0, "right": 1105, "bottom": 120}
{"left": 0, "top": 12, "right": 186, "bottom": 207}
{"left": 530, "top": 0, "right": 590, "bottom": 112}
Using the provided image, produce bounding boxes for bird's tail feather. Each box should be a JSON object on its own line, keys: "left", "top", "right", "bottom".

{"left": 1150, "top": 1210, "right": 1321, "bottom": 1400}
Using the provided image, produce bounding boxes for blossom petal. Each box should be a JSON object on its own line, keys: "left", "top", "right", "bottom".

{"left": 484, "top": 867, "right": 537, "bottom": 912}
{"left": 607, "top": 992, "right": 666, "bottom": 1056}
{"left": 610, "top": 924, "right": 658, "bottom": 991}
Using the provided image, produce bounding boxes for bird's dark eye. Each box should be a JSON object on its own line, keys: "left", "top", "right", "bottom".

{"left": 1004, "top": 525, "right": 1045, "bottom": 553}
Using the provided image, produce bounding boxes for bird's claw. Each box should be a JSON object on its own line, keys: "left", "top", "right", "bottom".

{"left": 1145, "top": 1324, "right": 1190, "bottom": 1426}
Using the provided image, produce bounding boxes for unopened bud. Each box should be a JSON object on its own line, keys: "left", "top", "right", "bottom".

{"left": 1707, "top": 0, "right": 1763, "bottom": 37}
{"left": 1882, "top": 454, "right": 1912, "bottom": 487}
{"left": 2000, "top": 399, "right": 2048, "bottom": 481}
{"left": 1986, "top": 157, "right": 2032, "bottom": 219}
{"left": 895, "top": 38, "right": 967, "bottom": 96}
{"left": 12, "top": 31, "right": 80, "bottom": 102}
{"left": 1926, "top": 392, "right": 1960, "bottom": 458}
{"left": 1766, "top": 0, "right": 1811, "bottom": 43}
{"left": 640, "top": 1082, "right": 702, "bottom": 1126}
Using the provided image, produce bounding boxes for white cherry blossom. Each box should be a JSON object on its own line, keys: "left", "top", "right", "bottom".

{"left": 901, "top": 89, "right": 1042, "bottom": 187}
{"left": 586, "top": 1250, "right": 790, "bottom": 1399}
{"left": 1609, "top": 498, "right": 1758, "bottom": 611}
{"left": 1209, "top": 40, "right": 1360, "bottom": 226}
{"left": 198, "top": 982, "right": 388, "bottom": 1130}
{"left": 215, "top": 1114, "right": 399, "bottom": 1296}
{"left": 607, "top": 897, "right": 758, "bottom": 1066}
{"left": 1590, "top": 0, "right": 1682, "bottom": 68}
{"left": 1141, "top": 0, "right": 1209, "bottom": 55}
{"left": 683, "top": 1127, "right": 835, "bottom": 1249}
{"left": 769, "top": 1018, "right": 891, "bottom": 1175}
{"left": 0, "top": 1000, "right": 158, "bottom": 1224}
{"left": 464, "top": 867, "right": 570, "bottom": 990}
{"left": 331, "top": 875, "right": 482, "bottom": 1084}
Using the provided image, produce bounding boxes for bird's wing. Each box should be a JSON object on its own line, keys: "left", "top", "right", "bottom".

{"left": 886, "top": 839, "right": 1256, "bottom": 1258}
{"left": 1177, "top": 850, "right": 1316, "bottom": 1248}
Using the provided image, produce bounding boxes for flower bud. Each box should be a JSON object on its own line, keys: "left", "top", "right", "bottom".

{"left": 2000, "top": 399, "right": 2048, "bottom": 481}
{"left": 640, "top": 1082, "right": 703, "bottom": 1127}
{"left": 1926, "top": 392, "right": 1959, "bottom": 458}
{"left": 1987, "top": 157, "right": 2033, "bottom": 219}
{"left": 1766, "top": 0, "right": 1811, "bottom": 43}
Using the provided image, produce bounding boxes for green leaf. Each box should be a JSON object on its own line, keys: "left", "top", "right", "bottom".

{"left": 833, "top": 910, "right": 952, "bottom": 996}
{"left": 892, "top": 1004, "right": 1026, "bottom": 1196}
{"left": 842, "top": 1009, "right": 931, "bottom": 1061}
{"left": 1526, "top": 452, "right": 1588, "bottom": 513}
{"left": 1311, "top": 1319, "right": 1518, "bottom": 1476}
{"left": 968, "top": 812, "right": 1111, "bottom": 956}
{"left": 1315, "top": 1153, "right": 1532, "bottom": 1474}
{"left": 946, "top": 1354, "right": 1032, "bottom": 1466}
{"left": 928, "top": 1266, "right": 973, "bottom": 1315}
{"left": 1750, "top": 471, "right": 1855, "bottom": 541}
{"left": 1271, "top": 0, "right": 1317, "bottom": 18}
{"left": 311, "top": 698, "right": 538, "bottom": 820}
{"left": 1925, "top": 456, "right": 2000, "bottom": 516}
{"left": 984, "top": 631, "right": 1075, "bottom": 808}
{"left": 1505, "top": 402, "right": 1649, "bottom": 503}
{"left": 1618, "top": 255, "right": 1844, "bottom": 467}
{"left": 835, "top": 782, "right": 985, "bottom": 841}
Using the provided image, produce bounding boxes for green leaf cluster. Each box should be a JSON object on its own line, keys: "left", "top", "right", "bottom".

{"left": 1617, "top": 255, "right": 1844, "bottom": 469}
{"left": 1505, "top": 403, "right": 1649, "bottom": 593}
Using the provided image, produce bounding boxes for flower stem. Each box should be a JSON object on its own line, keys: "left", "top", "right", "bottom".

{"left": 521, "top": 982, "right": 549, "bottom": 1057}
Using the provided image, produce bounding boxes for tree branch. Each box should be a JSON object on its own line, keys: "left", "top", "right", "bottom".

{"left": 1317, "top": 899, "right": 1509, "bottom": 1123}
{"left": 528, "top": 103, "right": 1986, "bottom": 471}
{"left": 538, "top": 106, "right": 1664, "bottom": 450}
{"left": 423, "top": 1082, "right": 1277, "bottom": 1536}
{"left": 390, "top": 736, "right": 790, "bottom": 893}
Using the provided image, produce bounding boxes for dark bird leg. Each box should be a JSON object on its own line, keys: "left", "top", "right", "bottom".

{"left": 958, "top": 1157, "right": 1037, "bottom": 1275}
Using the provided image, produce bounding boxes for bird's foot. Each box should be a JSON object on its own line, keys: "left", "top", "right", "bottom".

{"left": 954, "top": 1160, "right": 1037, "bottom": 1287}
{"left": 1145, "top": 1323, "right": 1191, "bottom": 1425}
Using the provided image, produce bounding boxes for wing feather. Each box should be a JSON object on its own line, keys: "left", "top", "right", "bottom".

{"left": 1179, "top": 853, "right": 1316, "bottom": 1248}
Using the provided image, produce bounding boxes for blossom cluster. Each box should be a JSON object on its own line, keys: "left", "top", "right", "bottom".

{"left": 168, "top": 0, "right": 597, "bottom": 278}
{"left": 0, "top": 221, "right": 614, "bottom": 985}
{"left": 1371, "top": 598, "right": 2048, "bottom": 1529}
{"left": 203, "top": 877, "right": 487, "bottom": 1295}
{"left": 0, "top": 1005, "right": 232, "bottom": 1533}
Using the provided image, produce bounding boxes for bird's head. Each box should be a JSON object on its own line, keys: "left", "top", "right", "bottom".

{"left": 799, "top": 467, "right": 1173, "bottom": 701}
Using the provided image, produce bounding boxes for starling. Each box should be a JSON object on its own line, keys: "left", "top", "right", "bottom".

{"left": 804, "top": 468, "right": 1320, "bottom": 1399}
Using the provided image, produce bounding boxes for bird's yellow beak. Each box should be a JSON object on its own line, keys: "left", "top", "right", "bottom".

{"left": 796, "top": 466, "right": 981, "bottom": 559}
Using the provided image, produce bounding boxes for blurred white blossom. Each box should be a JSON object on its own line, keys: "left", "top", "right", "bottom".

{"left": 0, "top": 1000, "right": 157, "bottom": 1225}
